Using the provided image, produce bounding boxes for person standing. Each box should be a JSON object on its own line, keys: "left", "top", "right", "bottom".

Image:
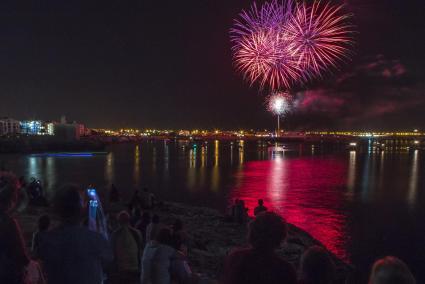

{"left": 223, "top": 212, "right": 297, "bottom": 284}
{"left": 141, "top": 227, "right": 176, "bottom": 284}
{"left": 38, "top": 185, "right": 113, "bottom": 284}
{"left": 369, "top": 256, "right": 416, "bottom": 284}
{"left": 110, "top": 211, "right": 142, "bottom": 284}
{"left": 0, "top": 172, "right": 31, "bottom": 284}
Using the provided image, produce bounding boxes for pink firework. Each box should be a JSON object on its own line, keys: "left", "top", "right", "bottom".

{"left": 230, "top": 0, "right": 302, "bottom": 90}
{"left": 233, "top": 29, "right": 302, "bottom": 90}
{"left": 284, "top": 1, "right": 354, "bottom": 78}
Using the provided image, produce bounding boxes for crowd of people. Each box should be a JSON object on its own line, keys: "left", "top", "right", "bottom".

{"left": 0, "top": 171, "right": 418, "bottom": 284}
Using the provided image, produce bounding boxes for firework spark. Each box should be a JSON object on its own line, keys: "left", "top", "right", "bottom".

{"left": 231, "top": 0, "right": 354, "bottom": 90}
{"left": 284, "top": 1, "right": 354, "bottom": 78}
{"left": 230, "top": 0, "right": 302, "bottom": 90}
{"left": 267, "top": 92, "right": 292, "bottom": 116}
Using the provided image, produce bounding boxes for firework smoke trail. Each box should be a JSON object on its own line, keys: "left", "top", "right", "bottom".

{"left": 284, "top": 1, "right": 354, "bottom": 79}
{"left": 230, "top": 0, "right": 302, "bottom": 90}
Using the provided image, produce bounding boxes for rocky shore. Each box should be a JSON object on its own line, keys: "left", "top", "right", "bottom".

{"left": 16, "top": 202, "right": 352, "bottom": 283}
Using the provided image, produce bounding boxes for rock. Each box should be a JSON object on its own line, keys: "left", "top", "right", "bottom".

{"left": 14, "top": 201, "right": 352, "bottom": 283}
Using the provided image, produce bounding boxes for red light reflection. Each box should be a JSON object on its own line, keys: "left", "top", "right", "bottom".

{"left": 230, "top": 155, "right": 349, "bottom": 262}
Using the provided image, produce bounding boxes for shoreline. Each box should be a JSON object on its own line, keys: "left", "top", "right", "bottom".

{"left": 15, "top": 201, "right": 352, "bottom": 282}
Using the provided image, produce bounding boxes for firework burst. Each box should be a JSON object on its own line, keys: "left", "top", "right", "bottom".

{"left": 267, "top": 92, "right": 292, "bottom": 116}
{"left": 230, "top": 0, "right": 354, "bottom": 90}
{"left": 230, "top": 0, "right": 302, "bottom": 90}
{"left": 284, "top": 1, "right": 354, "bottom": 78}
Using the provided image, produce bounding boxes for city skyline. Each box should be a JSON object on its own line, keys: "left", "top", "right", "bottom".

{"left": 0, "top": 0, "right": 424, "bottom": 130}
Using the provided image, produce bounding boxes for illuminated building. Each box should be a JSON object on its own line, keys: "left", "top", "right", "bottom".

{"left": 47, "top": 122, "right": 55, "bottom": 135}
{"left": 20, "top": 120, "right": 44, "bottom": 135}
{"left": 0, "top": 118, "right": 20, "bottom": 136}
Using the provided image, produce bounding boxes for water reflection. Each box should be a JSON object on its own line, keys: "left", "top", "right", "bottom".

{"left": 347, "top": 151, "right": 356, "bottom": 195}
{"left": 28, "top": 156, "right": 40, "bottom": 177}
{"left": 187, "top": 149, "right": 197, "bottom": 190}
{"left": 5, "top": 141, "right": 425, "bottom": 271}
{"left": 266, "top": 155, "right": 287, "bottom": 207}
{"left": 238, "top": 140, "right": 244, "bottom": 165}
{"left": 134, "top": 145, "right": 140, "bottom": 186}
{"left": 230, "top": 156, "right": 348, "bottom": 261}
{"left": 212, "top": 141, "right": 220, "bottom": 191}
{"left": 45, "top": 157, "right": 56, "bottom": 196}
{"left": 408, "top": 150, "right": 419, "bottom": 208}
{"left": 105, "top": 152, "right": 114, "bottom": 186}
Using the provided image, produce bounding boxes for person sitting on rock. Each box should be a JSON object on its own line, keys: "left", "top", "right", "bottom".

{"left": 299, "top": 246, "right": 335, "bottom": 284}
{"left": 109, "top": 183, "right": 120, "bottom": 203}
{"left": 136, "top": 212, "right": 151, "bottom": 249}
{"left": 31, "top": 214, "right": 51, "bottom": 257}
{"left": 254, "top": 199, "right": 268, "bottom": 216}
{"left": 223, "top": 211, "right": 297, "bottom": 284}
{"left": 369, "top": 256, "right": 416, "bottom": 284}
{"left": 171, "top": 219, "right": 190, "bottom": 251}
{"left": 233, "top": 199, "right": 248, "bottom": 224}
{"left": 27, "top": 178, "right": 48, "bottom": 207}
{"left": 128, "top": 190, "right": 142, "bottom": 213}
{"left": 141, "top": 188, "right": 155, "bottom": 209}
{"left": 146, "top": 214, "right": 161, "bottom": 243}
{"left": 130, "top": 208, "right": 142, "bottom": 227}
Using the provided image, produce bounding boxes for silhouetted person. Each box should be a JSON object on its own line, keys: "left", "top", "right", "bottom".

{"left": 141, "top": 227, "right": 172, "bottom": 282}
{"left": 109, "top": 183, "right": 120, "bottom": 203}
{"left": 146, "top": 214, "right": 161, "bottom": 243}
{"left": 38, "top": 184, "right": 113, "bottom": 284}
{"left": 233, "top": 199, "right": 248, "bottom": 224}
{"left": 131, "top": 208, "right": 142, "bottom": 227}
{"left": 141, "top": 227, "right": 176, "bottom": 284}
{"left": 223, "top": 212, "right": 297, "bottom": 284}
{"left": 27, "top": 178, "right": 48, "bottom": 207}
{"left": 141, "top": 188, "right": 155, "bottom": 209}
{"left": 0, "top": 172, "right": 30, "bottom": 284}
{"left": 128, "top": 190, "right": 142, "bottom": 212}
{"left": 16, "top": 176, "right": 29, "bottom": 212}
{"left": 254, "top": 199, "right": 268, "bottom": 216}
{"left": 171, "top": 219, "right": 189, "bottom": 251}
{"left": 136, "top": 212, "right": 151, "bottom": 248}
{"left": 31, "top": 214, "right": 51, "bottom": 257}
{"left": 369, "top": 256, "right": 416, "bottom": 284}
{"left": 110, "top": 211, "right": 142, "bottom": 284}
{"left": 299, "top": 246, "right": 336, "bottom": 284}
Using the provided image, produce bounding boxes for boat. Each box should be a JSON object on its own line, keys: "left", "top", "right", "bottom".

{"left": 31, "top": 152, "right": 108, "bottom": 157}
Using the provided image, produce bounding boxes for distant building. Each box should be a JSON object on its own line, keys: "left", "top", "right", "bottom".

{"left": 73, "top": 122, "right": 86, "bottom": 137}
{"left": 20, "top": 120, "right": 45, "bottom": 135}
{"left": 53, "top": 124, "right": 80, "bottom": 141}
{"left": 46, "top": 122, "right": 55, "bottom": 135}
{"left": 0, "top": 118, "right": 21, "bottom": 136}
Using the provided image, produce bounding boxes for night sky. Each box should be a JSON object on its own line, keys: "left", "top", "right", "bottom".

{"left": 0, "top": 0, "right": 424, "bottom": 130}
